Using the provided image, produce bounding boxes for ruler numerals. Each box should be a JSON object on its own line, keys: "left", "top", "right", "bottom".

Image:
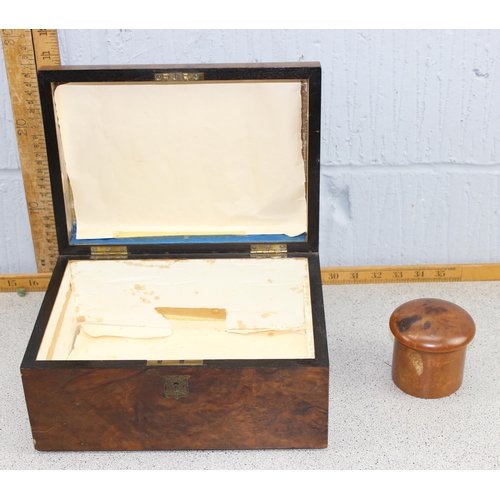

{"left": 2, "top": 29, "right": 60, "bottom": 273}
{"left": 15, "top": 118, "right": 28, "bottom": 136}
{"left": 322, "top": 265, "right": 462, "bottom": 285}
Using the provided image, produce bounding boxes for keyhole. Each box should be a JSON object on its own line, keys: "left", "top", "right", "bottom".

{"left": 162, "top": 375, "right": 190, "bottom": 399}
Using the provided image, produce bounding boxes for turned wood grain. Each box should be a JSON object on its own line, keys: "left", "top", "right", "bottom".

{"left": 389, "top": 298, "right": 475, "bottom": 399}
{"left": 389, "top": 298, "right": 475, "bottom": 352}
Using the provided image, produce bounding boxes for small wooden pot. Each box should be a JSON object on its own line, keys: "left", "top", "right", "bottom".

{"left": 389, "top": 298, "right": 475, "bottom": 399}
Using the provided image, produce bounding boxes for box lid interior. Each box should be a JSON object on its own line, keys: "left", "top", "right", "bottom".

{"left": 39, "top": 65, "right": 321, "bottom": 254}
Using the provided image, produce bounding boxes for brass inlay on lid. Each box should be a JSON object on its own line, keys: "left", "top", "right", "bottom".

{"left": 154, "top": 72, "right": 204, "bottom": 83}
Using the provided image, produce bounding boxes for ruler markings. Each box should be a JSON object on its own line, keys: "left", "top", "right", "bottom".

{"left": 2, "top": 263, "right": 500, "bottom": 293}
{"left": 0, "top": 273, "right": 52, "bottom": 293}
{"left": 1, "top": 29, "right": 60, "bottom": 273}
{"left": 321, "top": 263, "right": 500, "bottom": 285}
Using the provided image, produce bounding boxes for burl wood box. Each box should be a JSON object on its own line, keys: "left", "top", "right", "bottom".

{"left": 21, "top": 63, "right": 329, "bottom": 451}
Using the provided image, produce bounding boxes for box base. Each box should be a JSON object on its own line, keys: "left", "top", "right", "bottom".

{"left": 22, "top": 365, "right": 328, "bottom": 450}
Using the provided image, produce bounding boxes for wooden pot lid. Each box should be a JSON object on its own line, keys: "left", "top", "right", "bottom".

{"left": 389, "top": 298, "right": 475, "bottom": 353}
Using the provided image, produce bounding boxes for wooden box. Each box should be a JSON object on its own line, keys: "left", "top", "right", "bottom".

{"left": 21, "top": 63, "right": 329, "bottom": 451}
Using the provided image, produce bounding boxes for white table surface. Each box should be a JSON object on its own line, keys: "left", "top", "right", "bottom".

{"left": 1, "top": 280, "right": 498, "bottom": 470}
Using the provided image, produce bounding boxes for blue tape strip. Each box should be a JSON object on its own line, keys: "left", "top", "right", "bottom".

{"left": 70, "top": 227, "right": 306, "bottom": 246}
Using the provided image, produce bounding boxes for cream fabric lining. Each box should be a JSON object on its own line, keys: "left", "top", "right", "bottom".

{"left": 37, "top": 258, "right": 315, "bottom": 361}
{"left": 53, "top": 81, "right": 307, "bottom": 240}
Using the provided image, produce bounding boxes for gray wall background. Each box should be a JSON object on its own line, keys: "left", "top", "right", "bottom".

{"left": 1, "top": 29, "right": 499, "bottom": 273}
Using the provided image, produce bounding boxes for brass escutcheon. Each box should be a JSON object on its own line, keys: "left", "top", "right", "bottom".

{"left": 162, "top": 375, "right": 190, "bottom": 399}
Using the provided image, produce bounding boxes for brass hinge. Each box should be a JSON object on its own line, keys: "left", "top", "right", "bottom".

{"left": 250, "top": 244, "right": 287, "bottom": 258}
{"left": 154, "top": 72, "right": 204, "bottom": 83}
{"left": 90, "top": 246, "right": 128, "bottom": 260}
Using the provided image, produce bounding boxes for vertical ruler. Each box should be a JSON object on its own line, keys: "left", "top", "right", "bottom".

{"left": 1, "top": 29, "right": 60, "bottom": 273}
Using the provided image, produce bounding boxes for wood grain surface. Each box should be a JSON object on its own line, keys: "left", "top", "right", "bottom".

{"left": 389, "top": 298, "right": 475, "bottom": 399}
{"left": 22, "top": 366, "right": 328, "bottom": 450}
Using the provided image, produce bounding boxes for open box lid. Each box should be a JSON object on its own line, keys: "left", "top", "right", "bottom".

{"left": 38, "top": 63, "right": 321, "bottom": 257}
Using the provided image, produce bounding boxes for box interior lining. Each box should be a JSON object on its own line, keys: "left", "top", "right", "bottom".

{"left": 53, "top": 81, "right": 308, "bottom": 243}
{"left": 37, "top": 258, "right": 315, "bottom": 361}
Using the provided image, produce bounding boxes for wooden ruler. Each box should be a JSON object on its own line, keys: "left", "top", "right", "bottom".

{"left": 2, "top": 263, "right": 500, "bottom": 293}
{"left": 0, "top": 272, "right": 51, "bottom": 293}
{"left": 1, "top": 29, "right": 60, "bottom": 273}
{"left": 321, "top": 263, "right": 500, "bottom": 285}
